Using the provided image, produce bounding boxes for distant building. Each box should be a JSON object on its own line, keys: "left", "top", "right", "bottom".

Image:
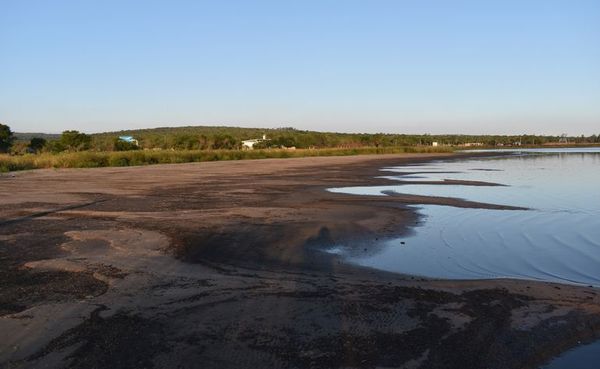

{"left": 118, "top": 136, "right": 139, "bottom": 146}
{"left": 242, "top": 135, "right": 268, "bottom": 149}
{"left": 432, "top": 142, "right": 438, "bottom": 147}
{"left": 461, "top": 142, "right": 484, "bottom": 147}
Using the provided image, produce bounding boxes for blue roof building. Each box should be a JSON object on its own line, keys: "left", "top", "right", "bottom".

{"left": 118, "top": 136, "right": 139, "bottom": 145}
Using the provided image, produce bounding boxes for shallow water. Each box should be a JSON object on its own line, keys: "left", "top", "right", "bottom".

{"left": 541, "top": 340, "right": 600, "bottom": 369}
{"left": 328, "top": 148, "right": 600, "bottom": 286}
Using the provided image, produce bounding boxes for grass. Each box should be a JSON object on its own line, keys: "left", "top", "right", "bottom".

{"left": 0, "top": 146, "right": 454, "bottom": 172}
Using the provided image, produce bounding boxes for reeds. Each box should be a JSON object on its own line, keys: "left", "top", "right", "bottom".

{"left": 0, "top": 146, "right": 453, "bottom": 172}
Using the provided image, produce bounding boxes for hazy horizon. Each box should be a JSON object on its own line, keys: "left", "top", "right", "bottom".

{"left": 2, "top": 0, "right": 599, "bottom": 135}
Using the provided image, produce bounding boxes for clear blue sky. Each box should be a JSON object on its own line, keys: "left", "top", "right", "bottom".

{"left": 1, "top": 0, "right": 599, "bottom": 135}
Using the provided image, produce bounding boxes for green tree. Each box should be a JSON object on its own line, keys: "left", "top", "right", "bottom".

{"left": 172, "top": 134, "right": 202, "bottom": 150}
{"left": 271, "top": 135, "right": 297, "bottom": 148}
{"left": 60, "top": 130, "right": 91, "bottom": 151}
{"left": 212, "top": 134, "right": 238, "bottom": 150}
{"left": 0, "top": 123, "right": 14, "bottom": 153}
{"left": 46, "top": 140, "right": 67, "bottom": 153}
{"left": 28, "top": 137, "right": 47, "bottom": 153}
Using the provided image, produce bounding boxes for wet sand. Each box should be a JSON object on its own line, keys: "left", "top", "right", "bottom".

{"left": 1, "top": 153, "right": 599, "bottom": 369}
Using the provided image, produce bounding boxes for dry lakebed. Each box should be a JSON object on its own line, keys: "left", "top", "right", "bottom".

{"left": 1, "top": 152, "right": 599, "bottom": 369}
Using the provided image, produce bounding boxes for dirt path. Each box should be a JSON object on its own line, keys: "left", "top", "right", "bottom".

{"left": 1, "top": 153, "right": 599, "bottom": 369}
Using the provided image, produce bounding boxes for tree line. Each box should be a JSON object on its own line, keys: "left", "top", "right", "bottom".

{"left": 2, "top": 123, "right": 600, "bottom": 155}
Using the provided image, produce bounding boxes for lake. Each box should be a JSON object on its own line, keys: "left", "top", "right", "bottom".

{"left": 328, "top": 148, "right": 600, "bottom": 286}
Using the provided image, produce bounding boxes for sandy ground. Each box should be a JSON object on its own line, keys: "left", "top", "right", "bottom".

{"left": 1, "top": 153, "right": 599, "bottom": 369}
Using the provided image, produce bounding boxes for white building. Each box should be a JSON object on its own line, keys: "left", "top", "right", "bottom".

{"left": 432, "top": 142, "right": 438, "bottom": 147}
{"left": 242, "top": 135, "right": 268, "bottom": 149}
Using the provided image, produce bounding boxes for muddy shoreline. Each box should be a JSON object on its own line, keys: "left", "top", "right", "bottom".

{"left": 1, "top": 152, "right": 599, "bottom": 369}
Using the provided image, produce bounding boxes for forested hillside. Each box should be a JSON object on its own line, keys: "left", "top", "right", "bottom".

{"left": 88, "top": 125, "right": 600, "bottom": 151}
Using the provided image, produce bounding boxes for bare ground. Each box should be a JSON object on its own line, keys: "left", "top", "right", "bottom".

{"left": 1, "top": 153, "right": 599, "bottom": 369}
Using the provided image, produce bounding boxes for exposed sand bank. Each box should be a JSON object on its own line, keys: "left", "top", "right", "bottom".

{"left": 1, "top": 153, "right": 599, "bottom": 369}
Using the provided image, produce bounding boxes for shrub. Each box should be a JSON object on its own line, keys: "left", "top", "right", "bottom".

{"left": 0, "top": 146, "right": 453, "bottom": 172}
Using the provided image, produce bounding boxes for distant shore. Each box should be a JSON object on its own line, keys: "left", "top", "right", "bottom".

{"left": 1, "top": 152, "right": 599, "bottom": 369}
{"left": 3, "top": 137, "right": 600, "bottom": 173}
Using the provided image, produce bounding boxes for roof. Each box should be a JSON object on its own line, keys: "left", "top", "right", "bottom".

{"left": 118, "top": 136, "right": 137, "bottom": 143}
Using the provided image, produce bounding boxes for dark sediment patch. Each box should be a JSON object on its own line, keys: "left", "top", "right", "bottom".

{"left": 0, "top": 221, "right": 110, "bottom": 316}
{"left": 424, "top": 290, "right": 600, "bottom": 369}
{"left": 0, "top": 269, "right": 107, "bottom": 316}
{"left": 381, "top": 190, "right": 529, "bottom": 210}
{"left": 29, "top": 306, "right": 168, "bottom": 369}
{"left": 381, "top": 178, "right": 508, "bottom": 186}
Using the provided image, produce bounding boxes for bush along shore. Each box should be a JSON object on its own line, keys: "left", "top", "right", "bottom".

{"left": 0, "top": 146, "right": 453, "bottom": 172}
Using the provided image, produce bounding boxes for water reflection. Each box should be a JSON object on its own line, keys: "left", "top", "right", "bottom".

{"left": 328, "top": 148, "right": 600, "bottom": 286}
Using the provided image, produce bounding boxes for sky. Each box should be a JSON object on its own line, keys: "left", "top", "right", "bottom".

{"left": 1, "top": 0, "right": 599, "bottom": 135}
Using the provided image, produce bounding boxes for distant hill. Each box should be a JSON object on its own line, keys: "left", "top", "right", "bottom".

{"left": 90, "top": 125, "right": 351, "bottom": 150}
{"left": 93, "top": 125, "right": 301, "bottom": 139}
{"left": 14, "top": 132, "right": 61, "bottom": 141}
{"left": 89, "top": 125, "right": 599, "bottom": 150}
{"left": 88, "top": 125, "right": 568, "bottom": 151}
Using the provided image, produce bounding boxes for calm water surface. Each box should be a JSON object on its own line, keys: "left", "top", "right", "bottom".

{"left": 541, "top": 340, "right": 600, "bottom": 369}
{"left": 328, "top": 148, "right": 600, "bottom": 286}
